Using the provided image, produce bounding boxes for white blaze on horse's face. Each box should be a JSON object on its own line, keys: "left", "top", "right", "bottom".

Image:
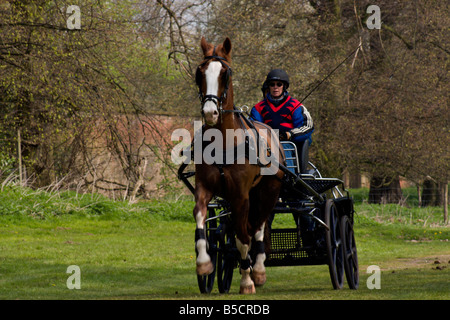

{"left": 203, "top": 61, "right": 222, "bottom": 126}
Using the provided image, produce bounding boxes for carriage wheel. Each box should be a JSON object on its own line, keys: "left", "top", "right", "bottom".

{"left": 217, "top": 224, "right": 237, "bottom": 293}
{"left": 340, "top": 215, "right": 359, "bottom": 289}
{"left": 197, "top": 209, "right": 217, "bottom": 293}
{"left": 325, "top": 199, "right": 344, "bottom": 290}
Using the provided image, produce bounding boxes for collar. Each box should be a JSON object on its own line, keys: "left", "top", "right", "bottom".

{"left": 266, "top": 91, "right": 289, "bottom": 106}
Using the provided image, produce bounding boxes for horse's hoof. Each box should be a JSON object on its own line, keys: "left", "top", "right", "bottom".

{"left": 252, "top": 271, "right": 266, "bottom": 287}
{"left": 196, "top": 261, "right": 214, "bottom": 276}
{"left": 239, "top": 283, "right": 256, "bottom": 294}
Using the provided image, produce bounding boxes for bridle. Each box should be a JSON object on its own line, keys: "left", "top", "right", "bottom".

{"left": 195, "top": 46, "right": 239, "bottom": 118}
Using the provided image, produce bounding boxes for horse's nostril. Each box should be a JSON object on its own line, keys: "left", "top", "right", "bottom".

{"left": 213, "top": 110, "right": 219, "bottom": 115}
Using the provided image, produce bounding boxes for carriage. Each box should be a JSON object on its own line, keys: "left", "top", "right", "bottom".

{"left": 181, "top": 36, "right": 359, "bottom": 294}
{"left": 178, "top": 139, "right": 359, "bottom": 293}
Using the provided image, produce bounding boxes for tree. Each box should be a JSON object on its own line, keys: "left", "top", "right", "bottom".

{"left": 309, "top": 1, "right": 448, "bottom": 209}
{"left": 0, "top": 0, "right": 183, "bottom": 197}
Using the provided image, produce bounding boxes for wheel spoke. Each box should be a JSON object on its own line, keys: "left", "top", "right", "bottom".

{"left": 339, "top": 213, "right": 359, "bottom": 289}
{"left": 345, "top": 249, "right": 353, "bottom": 261}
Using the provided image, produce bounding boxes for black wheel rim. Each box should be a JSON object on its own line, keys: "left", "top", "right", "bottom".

{"left": 325, "top": 200, "right": 344, "bottom": 289}
{"left": 217, "top": 227, "right": 236, "bottom": 293}
{"left": 341, "top": 215, "right": 359, "bottom": 289}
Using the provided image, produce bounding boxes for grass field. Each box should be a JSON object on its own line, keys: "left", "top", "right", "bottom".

{"left": 0, "top": 185, "right": 449, "bottom": 300}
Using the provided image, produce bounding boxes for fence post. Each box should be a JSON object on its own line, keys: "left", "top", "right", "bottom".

{"left": 18, "top": 129, "right": 22, "bottom": 186}
{"left": 444, "top": 183, "right": 448, "bottom": 225}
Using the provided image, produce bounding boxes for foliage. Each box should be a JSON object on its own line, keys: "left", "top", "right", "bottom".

{"left": 311, "top": 0, "right": 449, "bottom": 185}
{"left": 0, "top": 0, "right": 191, "bottom": 196}
{"left": 0, "top": 184, "right": 193, "bottom": 222}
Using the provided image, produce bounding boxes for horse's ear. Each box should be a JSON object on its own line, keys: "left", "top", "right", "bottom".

{"left": 201, "top": 36, "right": 210, "bottom": 56}
{"left": 223, "top": 37, "right": 232, "bottom": 56}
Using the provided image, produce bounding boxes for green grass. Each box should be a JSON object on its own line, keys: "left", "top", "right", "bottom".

{"left": 0, "top": 185, "right": 449, "bottom": 300}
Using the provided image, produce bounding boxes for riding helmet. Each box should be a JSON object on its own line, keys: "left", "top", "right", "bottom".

{"left": 261, "top": 69, "right": 290, "bottom": 96}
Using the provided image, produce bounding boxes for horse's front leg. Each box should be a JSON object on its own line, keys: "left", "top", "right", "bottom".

{"left": 252, "top": 222, "right": 267, "bottom": 286}
{"left": 236, "top": 236, "right": 255, "bottom": 294}
{"left": 234, "top": 197, "right": 256, "bottom": 294}
{"left": 193, "top": 189, "right": 214, "bottom": 276}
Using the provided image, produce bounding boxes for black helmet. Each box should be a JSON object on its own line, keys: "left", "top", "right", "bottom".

{"left": 261, "top": 69, "right": 290, "bottom": 96}
{"left": 266, "top": 69, "right": 290, "bottom": 88}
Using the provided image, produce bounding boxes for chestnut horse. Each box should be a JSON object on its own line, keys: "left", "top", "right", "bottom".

{"left": 193, "top": 37, "right": 284, "bottom": 294}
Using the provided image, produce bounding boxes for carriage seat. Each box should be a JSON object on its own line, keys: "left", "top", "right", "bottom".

{"left": 281, "top": 141, "right": 309, "bottom": 175}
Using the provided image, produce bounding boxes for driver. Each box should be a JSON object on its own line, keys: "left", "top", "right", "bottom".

{"left": 250, "top": 69, "right": 314, "bottom": 173}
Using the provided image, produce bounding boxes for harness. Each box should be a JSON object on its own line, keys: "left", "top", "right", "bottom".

{"left": 192, "top": 113, "right": 272, "bottom": 168}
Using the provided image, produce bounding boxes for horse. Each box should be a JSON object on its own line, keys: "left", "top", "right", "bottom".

{"left": 193, "top": 37, "right": 285, "bottom": 294}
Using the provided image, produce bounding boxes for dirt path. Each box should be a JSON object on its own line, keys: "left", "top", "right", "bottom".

{"left": 375, "top": 254, "right": 450, "bottom": 271}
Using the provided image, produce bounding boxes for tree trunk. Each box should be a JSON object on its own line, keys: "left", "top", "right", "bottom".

{"left": 422, "top": 177, "right": 440, "bottom": 207}
{"left": 129, "top": 157, "right": 148, "bottom": 203}
{"left": 417, "top": 184, "right": 422, "bottom": 207}
{"left": 368, "top": 175, "right": 403, "bottom": 204}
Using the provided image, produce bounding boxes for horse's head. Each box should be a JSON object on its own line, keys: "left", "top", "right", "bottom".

{"left": 196, "top": 37, "right": 232, "bottom": 126}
